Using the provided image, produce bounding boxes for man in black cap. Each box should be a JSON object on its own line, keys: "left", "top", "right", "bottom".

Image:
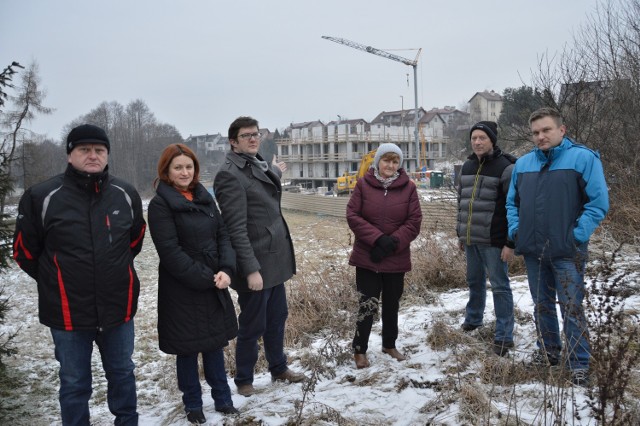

{"left": 456, "top": 121, "right": 517, "bottom": 356}
{"left": 13, "top": 124, "right": 146, "bottom": 425}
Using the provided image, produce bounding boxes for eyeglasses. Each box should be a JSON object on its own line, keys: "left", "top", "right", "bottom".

{"left": 237, "top": 132, "right": 262, "bottom": 140}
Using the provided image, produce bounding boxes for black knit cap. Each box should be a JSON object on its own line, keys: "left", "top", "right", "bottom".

{"left": 470, "top": 121, "right": 498, "bottom": 146}
{"left": 66, "top": 124, "right": 110, "bottom": 154}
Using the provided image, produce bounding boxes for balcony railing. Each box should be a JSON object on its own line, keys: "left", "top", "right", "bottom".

{"left": 275, "top": 134, "right": 438, "bottom": 145}
{"left": 278, "top": 150, "right": 444, "bottom": 163}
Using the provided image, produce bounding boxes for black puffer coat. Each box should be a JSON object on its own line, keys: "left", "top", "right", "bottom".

{"left": 148, "top": 181, "right": 238, "bottom": 355}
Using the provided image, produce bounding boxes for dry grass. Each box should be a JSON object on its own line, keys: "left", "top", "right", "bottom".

{"left": 409, "top": 231, "right": 466, "bottom": 294}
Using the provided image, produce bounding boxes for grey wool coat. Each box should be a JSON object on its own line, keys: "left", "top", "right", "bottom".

{"left": 213, "top": 151, "right": 296, "bottom": 292}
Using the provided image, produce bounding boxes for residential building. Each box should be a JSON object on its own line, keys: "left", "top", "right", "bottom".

{"left": 468, "top": 90, "right": 503, "bottom": 123}
{"left": 275, "top": 109, "right": 448, "bottom": 191}
{"left": 184, "top": 133, "right": 227, "bottom": 159}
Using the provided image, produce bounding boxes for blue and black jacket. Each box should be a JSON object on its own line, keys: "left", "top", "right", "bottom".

{"left": 506, "top": 137, "right": 608, "bottom": 258}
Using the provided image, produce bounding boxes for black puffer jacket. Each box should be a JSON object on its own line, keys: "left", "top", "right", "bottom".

{"left": 457, "top": 147, "right": 516, "bottom": 248}
{"left": 13, "top": 164, "right": 146, "bottom": 331}
{"left": 148, "top": 181, "right": 238, "bottom": 355}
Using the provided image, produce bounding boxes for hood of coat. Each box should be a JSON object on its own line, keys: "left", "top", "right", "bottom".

{"left": 155, "top": 180, "right": 213, "bottom": 210}
{"left": 533, "top": 136, "right": 577, "bottom": 164}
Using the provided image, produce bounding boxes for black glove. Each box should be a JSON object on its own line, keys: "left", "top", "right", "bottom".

{"left": 375, "top": 235, "right": 398, "bottom": 256}
{"left": 370, "top": 246, "right": 385, "bottom": 263}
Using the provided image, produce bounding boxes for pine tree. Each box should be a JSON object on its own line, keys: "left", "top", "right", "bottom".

{"left": 0, "top": 61, "right": 23, "bottom": 369}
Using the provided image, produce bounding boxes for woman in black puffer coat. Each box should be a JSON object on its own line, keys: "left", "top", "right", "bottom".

{"left": 148, "top": 144, "right": 239, "bottom": 421}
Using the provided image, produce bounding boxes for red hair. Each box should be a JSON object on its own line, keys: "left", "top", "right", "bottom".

{"left": 156, "top": 143, "right": 200, "bottom": 190}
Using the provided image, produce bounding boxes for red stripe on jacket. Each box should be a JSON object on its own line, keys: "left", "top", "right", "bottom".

{"left": 130, "top": 224, "right": 146, "bottom": 249}
{"left": 53, "top": 254, "right": 73, "bottom": 330}
{"left": 125, "top": 266, "right": 134, "bottom": 322}
{"left": 13, "top": 231, "right": 33, "bottom": 260}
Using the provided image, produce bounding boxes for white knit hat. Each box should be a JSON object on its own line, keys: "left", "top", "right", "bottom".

{"left": 373, "top": 143, "right": 403, "bottom": 170}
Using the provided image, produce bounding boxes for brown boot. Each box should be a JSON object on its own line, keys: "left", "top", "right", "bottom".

{"left": 382, "top": 347, "right": 406, "bottom": 361}
{"left": 271, "top": 368, "right": 307, "bottom": 383}
{"left": 354, "top": 353, "right": 370, "bottom": 369}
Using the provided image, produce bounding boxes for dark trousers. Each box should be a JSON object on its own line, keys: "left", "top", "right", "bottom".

{"left": 352, "top": 267, "right": 405, "bottom": 354}
{"left": 176, "top": 349, "right": 233, "bottom": 411}
{"left": 235, "top": 283, "right": 289, "bottom": 386}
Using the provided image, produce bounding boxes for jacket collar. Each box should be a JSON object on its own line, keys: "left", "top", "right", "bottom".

{"left": 226, "top": 151, "right": 278, "bottom": 187}
{"left": 155, "top": 181, "right": 212, "bottom": 210}
{"left": 363, "top": 167, "right": 409, "bottom": 189}
{"left": 534, "top": 136, "right": 574, "bottom": 163}
{"left": 468, "top": 146, "right": 503, "bottom": 162}
{"left": 65, "top": 163, "right": 109, "bottom": 194}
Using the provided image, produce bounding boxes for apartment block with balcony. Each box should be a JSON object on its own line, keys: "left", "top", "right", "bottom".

{"left": 275, "top": 110, "right": 449, "bottom": 191}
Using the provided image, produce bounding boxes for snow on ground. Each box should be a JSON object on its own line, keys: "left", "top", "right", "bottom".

{"left": 1, "top": 204, "right": 639, "bottom": 425}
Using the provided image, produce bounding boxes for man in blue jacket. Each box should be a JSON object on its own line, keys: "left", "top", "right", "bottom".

{"left": 506, "top": 107, "right": 609, "bottom": 387}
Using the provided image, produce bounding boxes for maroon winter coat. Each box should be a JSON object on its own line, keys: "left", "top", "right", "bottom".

{"left": 347, "top": 168, "right": 422, "bottom": 273}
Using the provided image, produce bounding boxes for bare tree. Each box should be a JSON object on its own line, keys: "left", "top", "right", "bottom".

{"left": 0, "top": 61, "right": 52, "bottom": 211}
{"left": 530, "top": 0, "right": 640, "bottom": 243}
{"left": 69, "top": 99, "right": 182, "bottom": 193}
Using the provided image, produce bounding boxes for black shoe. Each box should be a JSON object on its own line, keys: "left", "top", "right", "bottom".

{"left": 216, "top": 405, "right": 240, "bottom": 415}
{"left": 461, "top": 323, "right": 480, "bottom": 332}
{"left": 531, "top": 349, "right": 559, "bottom": 366}
{"left": 493, "top": 340, "right": 514, "bottom": 357}
{"left": 186, "top": 408, "right": 206, "bottom": 424}
{"left": 571, "top": 369, "right": 590, "bottom": 387}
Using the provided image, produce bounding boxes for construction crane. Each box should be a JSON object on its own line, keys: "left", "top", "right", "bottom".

{"left": 322, "top": 35, "right": 423, "bottom": 170}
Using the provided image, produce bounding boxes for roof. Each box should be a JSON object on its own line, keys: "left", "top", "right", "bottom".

{"left": 419, "top": 111, "right": 445, "bottom": 124}
{"left": 325, "top": 118, "right": 368, "bottom": 126}
{"left": 370, "top": 107, "right": 427, "bottom": 124}
{"left": 468, "top": 90, "right": 502, "bottom": 103}
{"left": 289, "top": 120, "right": 324, "bottom": 129}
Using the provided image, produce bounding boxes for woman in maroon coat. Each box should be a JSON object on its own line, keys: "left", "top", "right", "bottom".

{"left": 346, "top": 143, "right": 422, "bottom": 369}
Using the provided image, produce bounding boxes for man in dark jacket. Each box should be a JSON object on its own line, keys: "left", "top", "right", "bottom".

{"left": 457, "top": 121, "right": 516, "bottom": 357}
{"left": 507, "top": 108, "right": 609, "bottom": 387}
{"left": 13, "top": 124, "right": 146, "bottom": 425}
{"left": 214, "top": 116, "right": 305, "bottom": 397}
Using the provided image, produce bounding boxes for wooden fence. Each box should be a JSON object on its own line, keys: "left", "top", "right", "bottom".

{"left": 281, "top": 192, "right": 457, "bottom": 232}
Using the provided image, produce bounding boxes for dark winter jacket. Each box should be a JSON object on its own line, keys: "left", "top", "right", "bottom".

{"left": 347, "top": 168, "right": 422, "bottom": 273}
{"left": 213, "top": 152, "right": 296, "bottom": 292}
{"left": 148, "top": 181, "right": 238, "bottom": 355}
{"left": 13, "top": 164, "right": 146, "bottom": 331}
{"left": 506, "top": 137, "right": 609, "bottom": 258}
{"left": 457, "top": 147, "right": 516, "bottom": 248}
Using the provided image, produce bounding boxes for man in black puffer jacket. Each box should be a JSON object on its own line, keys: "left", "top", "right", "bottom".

{"left": 13, "top": 124, "right": 146, "bottom": 425}
{"left": 456, "top": 121, "right": 516, "bottom": 357}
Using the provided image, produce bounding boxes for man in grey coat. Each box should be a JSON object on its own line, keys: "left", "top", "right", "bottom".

{"left": 214, "top": 116, "right": 305, "bottom": 397}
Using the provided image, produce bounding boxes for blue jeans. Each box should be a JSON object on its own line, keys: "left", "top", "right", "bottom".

{"left": 524, "top": 243, "right": 590, "bottom": 370}
{"left": 50, "top": 320, "right": 138, "bottom": 426}
{"left": 464, "top": 244, "right": 514, "bottom": 343}
{"left": 177, "top": 349, "right": 233, "bottom": 411}
{"left": 235, "top": 283, "right": 288, "bottom": 386}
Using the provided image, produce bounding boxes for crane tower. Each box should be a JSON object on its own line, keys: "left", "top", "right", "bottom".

{"left": 322, "top": 35, "right": 424, "bottom": 169}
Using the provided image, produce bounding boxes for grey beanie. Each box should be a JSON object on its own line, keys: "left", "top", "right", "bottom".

{"left": 373, "top": 143, "right": 403, "bottom": 170}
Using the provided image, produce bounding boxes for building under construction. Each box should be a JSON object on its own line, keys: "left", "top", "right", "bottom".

{"left": 274, "top": 110, "right": 450, "bottom": 191}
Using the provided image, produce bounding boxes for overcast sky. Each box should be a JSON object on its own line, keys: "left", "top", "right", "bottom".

{"left": 3, "top": 0, "right": 600, "bottom": 141}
